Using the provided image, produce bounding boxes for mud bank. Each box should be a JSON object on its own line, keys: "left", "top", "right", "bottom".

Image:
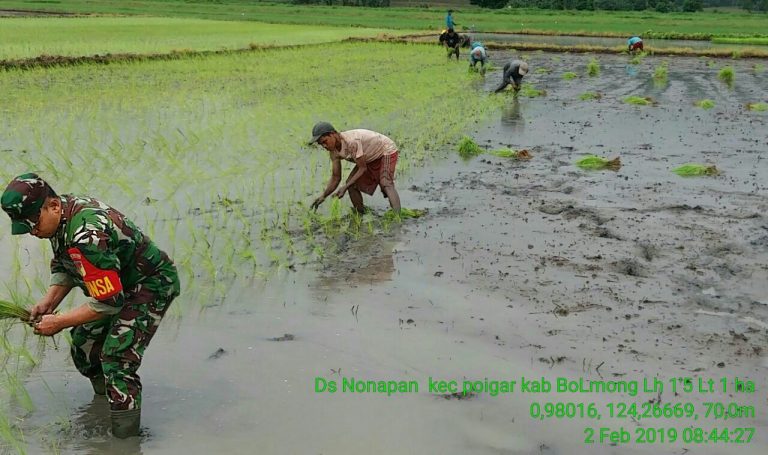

{"left": 16, "top": 52, "right": 768, "bottom": 454}
{"left": 365, "top": 34, "right": 768, "bottom": 59}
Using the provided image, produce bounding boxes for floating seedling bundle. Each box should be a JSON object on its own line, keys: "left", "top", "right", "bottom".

{"left": 624, "top": 96, "right": 654, "bottom": 106}
{"left": 718, "top": 66, "right": 734, "bottom": 87}
{"left": 458, "top": 138, "right": 532, "bottom": 161}
{"left": 579, "top": 92, "right": 602, "bottom": 101}
{"left": 488, "top": 148, "right": 532, "bottom": 160}
{"left": 653, "top": 61, "right": 669, "bottom": 85}
{"left": 672, "top": 164, "right": 719, "bottom": 176}
{"left": 695, "top": 99, "right": 715, "bottom": 109}
{"left": 458, "top": 136, "right": 484, "bottom": 159}
{"left": 562, "top": 72, "right": 578, "bottom": 80}
{"left": 586, "top": 58, "right": 600, "bottom": 77}
{"left": 746, "top": 102, "right": 768, "bottom": 112}
{"left": 576, "top": 155, "right": 621, "bottom": 171}
{"left": 0, "top": 300, "right": 31, "bottom": 322}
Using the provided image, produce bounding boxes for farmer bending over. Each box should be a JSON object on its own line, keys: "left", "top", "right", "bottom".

{"left": 309, "top": 122, "right": 401, "bottom": 214}
{"left": 628, "top": 36, "right": 644, "bottom": 53}
{"left": 495, "top": 60, "right": 529, "bottom": 93}
{"left": 1, "top": 173, "right": 180, "bottom": 439}
{"left": 439, "top": 29, "right": 463, "bottom": 60}
{"left": 469, "top": 42, "right": 488, "bottom": 74}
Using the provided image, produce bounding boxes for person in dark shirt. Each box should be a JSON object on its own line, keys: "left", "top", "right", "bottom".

{"left": 495, "top": 60, "right": 529, "bottom": 93}
{"left": 439, "top": 29, "right": 462, "bottom": 60}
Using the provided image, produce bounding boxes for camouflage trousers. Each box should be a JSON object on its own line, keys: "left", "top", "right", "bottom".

{"left": 70, "top": 271, "right": 180, "bottom": 411}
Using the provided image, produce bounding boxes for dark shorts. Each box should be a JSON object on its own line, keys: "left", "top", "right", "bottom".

{"left": 630, "top": 42, "right": 643, "bottom": 51}
{"left": 353, "top": 151, "right": 398, "bottom": 196}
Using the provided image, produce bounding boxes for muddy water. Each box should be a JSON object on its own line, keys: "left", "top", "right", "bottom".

{"left": 19, "top": 53, "right": 768, "bottom": 454}
{"left": 469, "top": 33, "right": 762, "bottom": 50}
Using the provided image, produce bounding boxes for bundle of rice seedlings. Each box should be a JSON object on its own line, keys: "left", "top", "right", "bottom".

{"left": 576, "top": 155, "right": 621, "bottom": 170}
{"left": 520, "top": 84, "right": 546, "bottom": 98}
{"left": 586, "top": 58, "right": 600, "bottom": 77}
{"left": 718, "top": 66, "right": 734, "bottom": 86}
{"left": 672, "top": 164, "right": 719, "bottom": 176}
{"left": 579, "top": 92, "right": 602, "bottom": 101}
{"left": 488, "top": 148, "right": 532, "bottom": 160}
{"left": 383, "top": 208, "right": 426, "bottom": 222}
{"left": 0, "top": 300, "right": 31, "bottom": 322}
{"left": 562, "top": 72, "right": 578, "bottom": 80}
{"left": 695, "top": 99, "right": 715, "bottom": 109}
{"left": 534, "top": 68, "right": 551, "bottom": 74}
{"left": 458, "top": 136, "right": 483, "bottom": 159}
{"left": 746, "top": 102, "right": 768, "bottom": 112}
{"left": 624, "top": 96, "right": 654, "bottom": 106}
{"left": 653, "top": 61, "right": 669, "bottom": 83}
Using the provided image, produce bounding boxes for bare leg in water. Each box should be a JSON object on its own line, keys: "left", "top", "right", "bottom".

{"left": 382, "top": 185, "right": 401, "bottom": 212}
{"left": 347, "top": 187, "right": 365, "bottom": 214}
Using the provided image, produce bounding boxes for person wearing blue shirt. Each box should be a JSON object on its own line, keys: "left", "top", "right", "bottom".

{"left": 446, "top": 10, "right": 458, "bottom": 31}
{"left": 627, "top": 36, "right": 644, "bottom": 52}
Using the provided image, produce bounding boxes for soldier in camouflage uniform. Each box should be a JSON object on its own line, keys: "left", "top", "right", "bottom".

{"left": 1, "top": 173, "right": 180, "bottom": 438}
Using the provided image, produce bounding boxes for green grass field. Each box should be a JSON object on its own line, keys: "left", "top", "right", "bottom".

{"left": 0, "top": 17, "right": 412, "bottom": 60}
{"left": 2, "top": 1, "right": 767, "bottom": 38}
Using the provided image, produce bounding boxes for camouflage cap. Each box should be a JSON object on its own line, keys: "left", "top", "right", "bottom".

{"left": 1, "top": 173, "right": 54, "bottom": 235}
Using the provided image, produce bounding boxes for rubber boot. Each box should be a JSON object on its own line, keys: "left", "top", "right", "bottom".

{"left": 111, "top": 408, "right": 141, "bottom": 438}
{"left": 89, "top": 376, "right": 106, "bottom": 396}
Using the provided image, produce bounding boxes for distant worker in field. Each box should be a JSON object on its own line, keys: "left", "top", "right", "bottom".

{"left": 494, "top": 60, "right": 529, "bottom": 93}
{"left": 1, "top": 173, "right": 180, "bottom": 439}
{"left": 309, "top": 122, "right": 401, "bottom": 214}
{"left": 469, "top": 42, "right": 488, "bottom": 74}
{"left": 439, "top": 28, "right": 463, "bottom": 60}
{"left": 446, "top": 9, "right": 458, "bottom": 31}
{"left": 628, "top": 36, "right": 644, "bottom": 52}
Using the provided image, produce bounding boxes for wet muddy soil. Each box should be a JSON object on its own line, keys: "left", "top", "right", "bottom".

{"left": 19, "top": 52, "right": 768, "bottom": 454}
{"left": 455, "top": 32, "right": 763, "bottom": 51}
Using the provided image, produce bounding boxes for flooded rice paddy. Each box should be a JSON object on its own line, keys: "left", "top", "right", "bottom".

{"left": 3, "top": 48, "right": 768, "bottom": 454}
{"left": 469, "top": 33, "right": 766, "bottom": 51}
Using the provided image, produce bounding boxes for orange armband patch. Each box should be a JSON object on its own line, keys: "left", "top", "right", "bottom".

{"left": 68, "top": 247, "right": 122, "bottom": 300}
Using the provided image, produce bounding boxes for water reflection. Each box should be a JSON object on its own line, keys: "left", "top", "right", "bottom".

{"left": 314, "top": 234, "right": 397, "bottom": 292}
{"left": 501, "top": 98, "right": 524, "bottom": 132}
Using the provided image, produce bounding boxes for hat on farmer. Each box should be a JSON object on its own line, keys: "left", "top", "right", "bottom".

{"left": 472, "top": 42, "right": 482, "bottom": 49}
{"left": 1, "top": 172, "right": 55, "bottom": 235}
{"left": 309, "top": 121, "right": 337, "bottom": 144}
{"left": 518, "top": 62, "right": 529, "bottom": 76}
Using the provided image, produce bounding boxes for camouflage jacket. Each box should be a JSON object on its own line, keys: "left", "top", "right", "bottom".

{"left": 49, "top": 195, "right": 178, "bottom": 314}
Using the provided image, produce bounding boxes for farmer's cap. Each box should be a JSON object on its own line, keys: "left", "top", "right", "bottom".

{"left": 309, "top": 121, "right": 337, "bottom": 144}
{"left": 1, "top": 173, "right": 55, "bottom": 235}
{"left": 518, "top": 62, "right": 529, "bottom": 76}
